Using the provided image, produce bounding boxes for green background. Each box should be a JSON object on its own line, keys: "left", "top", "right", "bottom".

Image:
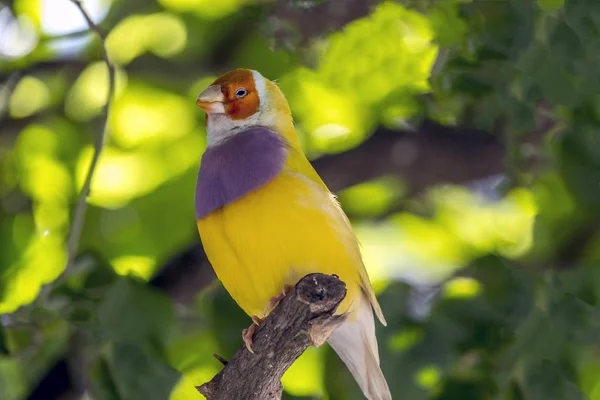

{"left": 1, "top": 0, "right": 600, "bottom": 399}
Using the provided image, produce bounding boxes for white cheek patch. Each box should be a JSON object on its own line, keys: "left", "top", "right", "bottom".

{"left": 251, "top": 70, "right": 267, "bottom": 112}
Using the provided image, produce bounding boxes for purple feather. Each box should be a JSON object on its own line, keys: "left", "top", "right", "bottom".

{"left": 195, "top": 127, "right": 289, "bottom": 220}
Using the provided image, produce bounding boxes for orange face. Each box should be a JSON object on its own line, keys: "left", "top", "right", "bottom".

{"left": 209, "top": 69, "right": 260, "bottom": 120}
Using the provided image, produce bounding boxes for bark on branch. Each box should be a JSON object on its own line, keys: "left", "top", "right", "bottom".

{"left": 197, "top": 273, "right": 347, "bottom": 400}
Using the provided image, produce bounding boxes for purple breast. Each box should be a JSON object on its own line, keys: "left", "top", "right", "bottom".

{"left": 195, "top": 127, "right": 289, "bottom": 220}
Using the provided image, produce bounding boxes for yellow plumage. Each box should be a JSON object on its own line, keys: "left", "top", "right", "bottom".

{"left": 196, "top": 70, "right": 390, "bottom": 399}
{"left": 198, "top": 160, "right": 377, "bottom": 321}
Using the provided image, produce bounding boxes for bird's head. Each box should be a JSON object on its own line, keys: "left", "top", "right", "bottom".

{"left": 196, "top": 69, "right": 295, "bottom": 147}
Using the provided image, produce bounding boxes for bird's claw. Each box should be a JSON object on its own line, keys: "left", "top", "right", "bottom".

{"left": 242, "top": 316, "right": 263, "bottom": 353}
{"left": 245, "top": 285, "right": 294, "bottom": 352}
{"left": 263, "top": 284, "right": 293, "bottom": 315}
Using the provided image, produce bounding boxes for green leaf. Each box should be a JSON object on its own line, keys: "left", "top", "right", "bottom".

{"left": 96, "top": 342, "right": 180, "bottom": 400}
{"left": 524, "top": 360, "right": 588, "bottom": 400}
{"left": 559, "top": 128, "right": 600, "bottom": 212}
{"left": 428, "top": 3, "right": 468, "bottom": 47}
{"left": 90, "top": 358, "right": 121, "bottom": 400}
{"left": 498, "top": 310, "right": 563, "bottom": 373}
{"left": 537, "top": 0, "right": 564, "bottom": 11}
{"left": 98, "top": 278, "right": 177, "bottom": 344}
{"left": 338, "top": 178, "right": 405, "bottom": 218}
{"left": 233, "top": 34, "right": 299, "bottom": 79}
{"left": 507, "top": 100, "right": 537, "bottom": 132}
{"left": 317, "top": 1, "right": 437, "bottom": 110}
{"left": 4, "top": 325, "right": 35, "bottom": 354}
{"left": 68, "top": 304, "right": 97, "bottom": 327}
{"left": 435, "top": 378, "right": 493, "bottom": 400}
{"left": 564, "top": 0, "right": 600, "bottom": 35}
{"left": 80, "top": 252, "right": 119, "bottom": 291}
{"left": 551, "top": 293, "right": 600, "bottom": 344}
{"left": 207, "top": 286, "right": 249, "bottom": 357}
{"left": 466, "top": 1, "right": 535, "bottom": 59}
{"left": 548, "top": 22, "right": 585, "bottom": 69}
{"left": 0, "top": 358, "right": 27, "bottom": 400}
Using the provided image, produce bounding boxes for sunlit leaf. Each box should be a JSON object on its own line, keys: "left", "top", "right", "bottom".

{"left": 388, "top": 328, "right": 424, "bottom": 353}
{"left": 167, "top": 331, "right": 220, "bottom": 397}
{"left": 442, "top": 277, "right": 481, "bottom": 299}
{"left": 159, "top": 0, "right": 241, "bottom": 18}
{"left": 415, "top": 365, "right": 441, "bottom": 390}
{"left": 338, "top": 178, "right": 405, "bottom": 218}
{"left": 0, "top": 232, "right": 67, "bottom": 313}
{"left": 106, "top": 13, "right": 187, "bottom": 65}
{"left": 9, "top": 76, "right": 50, "bottom": 118}
{"left": 537, "top": 0, "right": 564, "bottom": 11}
{"left": 65, "top": 62, "right": 128, "bottom": 121}
{"left": 110, "top": 82, "right": 196, "bottom": 149}
{"left": 428, "top": 2, "right": 468, "bottom": 47}
{"left": 282, "top": 347, "right": 325, "bottom": 397}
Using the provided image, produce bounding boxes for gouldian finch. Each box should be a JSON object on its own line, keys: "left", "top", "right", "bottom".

{"left": 195, "top": 69, "right": 391, "bottom": 400}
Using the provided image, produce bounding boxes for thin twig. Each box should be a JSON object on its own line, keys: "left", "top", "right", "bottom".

{"left": 212, "top": 354, "right": 229, "bottom": 366}
{"left": 63, "top": 0, "right": 115, "bottom": 279}
{"left": 0, "top": 72, "right": 22, "bottom": 123}
{"left": 430, "top": 47, "right": 450, "bottom": 77}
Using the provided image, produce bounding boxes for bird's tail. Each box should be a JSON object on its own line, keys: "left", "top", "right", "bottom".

{"left": 327, "top": 291, "right": 391, "bottom": 400}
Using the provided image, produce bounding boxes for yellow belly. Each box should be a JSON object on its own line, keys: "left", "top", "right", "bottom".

{"left": 197, "top": 170, "right": 363, "bottom": 319}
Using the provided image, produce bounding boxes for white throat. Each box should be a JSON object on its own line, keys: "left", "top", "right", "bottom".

{"left": 205, "top": 114, "right": 252, "bottom": 146}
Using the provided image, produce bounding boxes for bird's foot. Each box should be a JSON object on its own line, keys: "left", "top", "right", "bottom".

{"left": 263, "top": 284, "right": 293, "bottom": 315}
{"left": 242, "top": 315, "right": 263, "bottom": 353}
{"left": 245, "top": 285, "right": 294, "bottom": 352}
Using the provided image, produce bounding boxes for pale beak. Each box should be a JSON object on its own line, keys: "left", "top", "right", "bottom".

{"left": 196, "top": 85, "right": 225, "bottom": 114}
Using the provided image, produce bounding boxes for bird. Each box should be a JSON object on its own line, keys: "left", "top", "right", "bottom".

{"left": 194, "top": 68, "right": 391, "bottom": 400}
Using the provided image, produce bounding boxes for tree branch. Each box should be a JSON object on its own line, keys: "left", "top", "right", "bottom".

{"left": 149, "top": 243, "right": 215, "bottom": 304}
{"left": 197, "top": 273, "right": 347, "bottom": 400}
{"left": 271, "top": 0, "right": 380, "bottom": 46}
{"left": 0, "top": 72, "right": 21, "bottom": 124}
{"left": 312, "top": 119, "right": 506, "bottom": 193}
{"left": 62, "top": 1, "right": 115, "bottom": 279}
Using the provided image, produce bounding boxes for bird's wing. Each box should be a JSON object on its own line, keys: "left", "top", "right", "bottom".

{"left": 287, "top": 149, "right": 387, "bottom": 326}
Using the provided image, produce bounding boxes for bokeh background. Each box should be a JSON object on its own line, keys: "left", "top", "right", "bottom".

{"left": 1, "top": 0, "right": 600, "bottom": 399}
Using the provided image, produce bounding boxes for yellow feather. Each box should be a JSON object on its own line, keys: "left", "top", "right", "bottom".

{"left": 198, "top": 165, "right": 362, "bottom": 319}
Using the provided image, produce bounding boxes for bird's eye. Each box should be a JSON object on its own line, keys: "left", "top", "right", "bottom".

{"left": 235, "top": 88, "right": 248, "bottom": 98}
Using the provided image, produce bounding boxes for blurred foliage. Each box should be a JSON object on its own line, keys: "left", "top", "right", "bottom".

{"left": 1, "top": 0, "right": 600, "bottom": 399}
